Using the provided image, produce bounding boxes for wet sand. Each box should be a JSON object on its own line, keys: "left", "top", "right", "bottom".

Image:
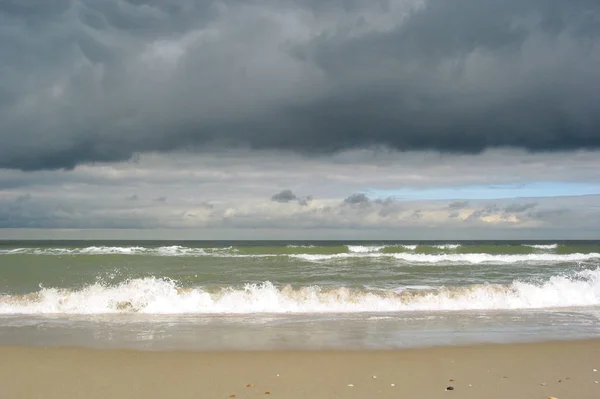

{"left": 1, "top": 340, "right": 599, "bottom": 399}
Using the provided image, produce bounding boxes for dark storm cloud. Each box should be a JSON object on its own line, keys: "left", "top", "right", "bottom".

{"left": 2, "top": 0, "right": 600, "bottom": 170}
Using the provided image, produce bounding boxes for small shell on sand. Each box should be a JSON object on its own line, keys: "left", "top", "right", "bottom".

{"left": 229, "top": 395, "right": 236, "bottom": 398}
{"left": 264, "top": 392, "right": 271, "bottom": 395}
{"left": 540, "top": 383, "right": 547, "bottom": 386}
{"left": 390, "top": 384, "right": 395, "bottom": 387}
{"left": 445, "top": 386, "right": 454, "bottom": 391}
{"left": 372, "top": 376, "right": 377, "bottom": 379}
{"left": 347, "top": 384, "right": 354, "bottom": 387}
{"left": 246, "top": 384, "right": 254, "bottom": 388}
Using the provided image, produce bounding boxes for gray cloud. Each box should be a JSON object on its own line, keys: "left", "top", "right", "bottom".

{"left": 270, "top": 189, "right": 312, "bottom": 205}
{"left": 466, "top": 204, "right": 499, "bottom": 221}
{"left": 504, "top": 202, "right": 537, "bottom": 213}
{"left": 448, "top": 201, "right": 469, "bottom": 210}
{"left": 344, "top": 193, "right": 370, "bottom": 205}
{"left": 15, "top": 193, "right": 32, "bottom": 203}
{"left": 200, "top": 202, "right": 214, "bottom": 209}
{"left": 410, "top": 210, "right": 423, "bottom": 219}
{"left": 271, "top": 189, "right": 297, "bottom": 203}
{"left": 527, "top": 208, "right": 570, "bottom": 221}
{"left": 1, "top": 0, "right": 600, "bottom": 170}
{"left": 298, "top": 195, "right": 313, "bottom": 206}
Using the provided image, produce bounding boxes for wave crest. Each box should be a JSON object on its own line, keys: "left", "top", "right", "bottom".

{"left": 347, "top": 245, "right": 386, "bottom": 253}
{"left": 522, "top": 244, "right": 558, "bottom": 250}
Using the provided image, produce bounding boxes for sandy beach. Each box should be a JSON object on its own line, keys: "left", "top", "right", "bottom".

{"left": 1, "top": 340, "right": 599, "bottom": 399}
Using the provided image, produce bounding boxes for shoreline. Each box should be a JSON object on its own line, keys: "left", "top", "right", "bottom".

{"left": 4, "top": 335, "right": 598, "bottom": 353}
{"left": 2, "top": 339, "right": 599, "bottom": 398}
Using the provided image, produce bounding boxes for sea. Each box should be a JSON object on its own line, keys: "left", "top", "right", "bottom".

{"left": 1, "top": 240, "right": 599, "bottom": 351}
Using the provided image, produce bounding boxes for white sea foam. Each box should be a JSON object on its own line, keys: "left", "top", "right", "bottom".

{"left": 391, "top": 285, "right": 437, "bottom": 293}
{"left": 291, "top": 252, "right": 600, "bottom": 264}
{"left": 433, "top": 244, "right": 461, "bottom": 249}
{"left": 400, "top": 245, "right": 417, "bottom": 250}
{"left": 155, "top": 246, "right": 207, "bottom": 256}
{"left": 1, "top": 269, "right": 599, "bottom": 314}
{"left": 522, "top": 244, "right": 559, "bottom": 250}
{"left": 347, "top": 245, "right": 386, "bottom": 253}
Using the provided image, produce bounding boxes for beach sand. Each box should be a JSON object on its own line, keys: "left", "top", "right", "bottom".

{"left": 1, "top": 340, "right": 599, "bottom": 399}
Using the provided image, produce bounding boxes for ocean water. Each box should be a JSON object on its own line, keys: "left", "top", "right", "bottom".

{"left": 1, "top": 240, "right": 599, "bottom": 350}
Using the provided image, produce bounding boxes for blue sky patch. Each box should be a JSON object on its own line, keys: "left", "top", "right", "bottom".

{"left": 367, "top": 181, "right": 600, "bottom": 201}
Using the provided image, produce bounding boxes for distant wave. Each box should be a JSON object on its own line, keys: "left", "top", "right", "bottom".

{"left": 3, "top": 246, "right": 599, "bottom": 264}
{"left": 433, "top": 244, "right": 461, "bottom": 249}
{"left": 346, "top": 244, "right": 460, "bottom": 252}
{"left": 2, "top": 269, "right": 599, "bottom": 314}
{"left": 291, "top": 252, "right": 600, "bottom": 264}
{"left": 522, "top": 244, "right": 558, "bottom": 250}
{"left": 0, "top": 246, "right": 237, "bottom": 256}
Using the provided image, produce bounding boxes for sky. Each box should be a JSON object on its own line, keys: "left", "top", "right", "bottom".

{"left": 1, "top": 0, "right": 600, "bottom": 240}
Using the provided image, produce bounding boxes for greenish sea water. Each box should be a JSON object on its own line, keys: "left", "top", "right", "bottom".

{"left": 1, "top": 240, "right": 599, "bottom": 350}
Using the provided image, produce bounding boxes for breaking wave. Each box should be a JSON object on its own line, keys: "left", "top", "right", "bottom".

{"left": 1, "top": 269, "right": 599, "bottom": 314}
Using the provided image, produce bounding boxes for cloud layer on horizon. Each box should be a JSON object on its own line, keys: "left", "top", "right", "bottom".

{"left": 1, "top": 150, "right": 599, "bottom": 237}
{"left": 1, "top": 0, "right": 600, "bottom": 170}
